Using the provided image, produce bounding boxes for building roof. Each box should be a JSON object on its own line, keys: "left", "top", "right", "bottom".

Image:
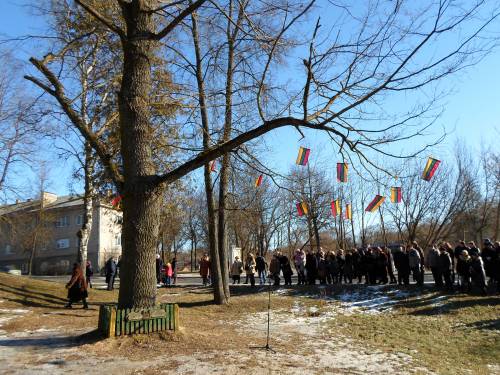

{"left": 0, "top": 195, "right": 118, "bottom": 216}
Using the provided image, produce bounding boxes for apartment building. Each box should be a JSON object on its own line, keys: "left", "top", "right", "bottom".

{"left": 0, "top": 192, "right": 122, "bottom": 274}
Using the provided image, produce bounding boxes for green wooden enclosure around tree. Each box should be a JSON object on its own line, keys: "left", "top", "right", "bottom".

{"left": 98, "top": 303, "right": 179, "bottom": 337}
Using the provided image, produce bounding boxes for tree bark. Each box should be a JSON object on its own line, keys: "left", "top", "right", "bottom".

{"left": 191, "top": 12, "right": 225, "bottom": 304}
{"left": 117, "top": 2, "right": 162, "bottom": 309}
{"left": 77, "top": 142, "right": 94, "bottom": 280}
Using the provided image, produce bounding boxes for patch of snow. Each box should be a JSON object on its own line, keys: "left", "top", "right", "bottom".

{"left": 0, "top": 309, "right": 30, "bottom": 314}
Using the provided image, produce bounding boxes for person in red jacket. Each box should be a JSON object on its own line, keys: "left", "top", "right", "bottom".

{"left": 65, "top": 263, "right": 89, "bottom": 309}
{"left": 199, "top": 253, "right": 211, "bottom": 286}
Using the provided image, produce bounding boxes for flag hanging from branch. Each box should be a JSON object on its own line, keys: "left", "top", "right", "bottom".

{"left": 345, "top": 204, "right": 352, "bottom": 220}
{"left": 111, "top": 195, "right": 123, "bottom": 207}
{"left": 390, "top": 187, "right": 402, "bottom": 203}
{"left": 336, "top": 163, "right": 348, "bottom": 183}
{"left": 422, "top": 157, "right": 441, "bottom": 181}
{"left": 365, "top": 195, "right": 385, "bottom": 212}
{"left": 209, "top": 160, "right": 217, "bottom": 172}
{"left": 255, "top": 175, "right": 263, "bottom": 187}
{"left": 331, "top": 199, "right": 341, "bottom": 217}
{"left": 296, "top": 202, "right": 308, "bottom": 217}
{"left": 296, "top": 147, "right": 311, "bottom": 166}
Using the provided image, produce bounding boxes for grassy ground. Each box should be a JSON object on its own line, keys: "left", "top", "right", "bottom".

{"left": 0, "top": 273, "right": 498, "bottom": 374}
{"left": 306, "top": 285, "right": 499, "bottom": 375}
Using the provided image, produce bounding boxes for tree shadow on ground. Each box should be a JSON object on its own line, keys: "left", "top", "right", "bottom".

{"left": 0, "top": 329, "right": 102, "bottom": 349}
{"left": 0, "top": 282, "right": 115, "bottom": 309}
{"left": 464, "top": 319, "right": 500, "bottom": 331}
{"left": 406, "top": 296, "right": 500, "bottom": 316}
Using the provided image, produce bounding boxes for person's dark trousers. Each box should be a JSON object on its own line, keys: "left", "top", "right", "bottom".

{"left": 326, "top": 272, "right": 333, "bottom": 284}
{"left": 87, "top": 276, "right": 92, "bottom": 288}
{"left": 442, "top": 270, "right": 453, "bottom": 290}
{"left": 410, "top": 267, "right": 421, "bottom": 285}
{"left": 232, "top": 275, "right": 240, "bottom": 284}
{"left": 431, "top": 267, "right": 443, "bottom": 287}
{"left": 402, "top": 273, "right": 410, "bottom": 285}
{"left": 396, "top": 269, "right": 403, "bottom": 285}
{"left": 388, "top": 268, "right": 396, "bottom": 283}
{"left": 284, "top": 274, "right": 292, "bottom": 285}
{"left": 273, "top": 274, "right": 280, "bottom": 286}
{"left": 244, "top": 275, "right": 249, "bottom": 284}
{"left": 297, "top": 271, "right": 305, "bottom": 285}
{"left": 107, "top": 273, "right": 116, "bottom": 290}
{"left": 248, "top": 274, "right": 255, "bottom": 287}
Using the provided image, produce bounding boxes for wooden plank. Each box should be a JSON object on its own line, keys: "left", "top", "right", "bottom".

{"left": 120, "top": 309, "right": 126, "bottom": 336}
{"left": 174, "top": 304, "right": 179, "bottom": 331}
{"left": 169, "top": 304, "right": 173, "bottom": 330}
{"left": 125, "top": 309, "right": 130, "bottom": 335}
{"left": 109, "top": 307, "right": 116, "bottom": 338}
{"left": 115, "top": 307, "right": 121, "bottom": 336}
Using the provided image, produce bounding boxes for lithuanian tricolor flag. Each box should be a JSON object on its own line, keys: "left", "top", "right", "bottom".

{"left": 296, "top": 147, "right": 311, "bottom": 166}
{"left": 296, "top": 202, "right": 308, "bottom": 217}
{"left": 365, "top": 195, "right": 385, "bottom": 212}
{"left": 390, "top": 187, "right": 402, "bottom": 203}
{"left": 331, "top": 199, "right": 341, "bottom": 217}
{"left": 255, "top": 175, "right": 263, "bottom": 187}
{"left": 345, "top": 204, "right": 352, "bottom": 220}
{"left": 209, "top": 160, "right": 217, "bottom": 172}
{"left": 422, "top": 157, "right": 441, "bottom": 181}
{"left": 337, "top": 163, "right": 348, "bottom": 182}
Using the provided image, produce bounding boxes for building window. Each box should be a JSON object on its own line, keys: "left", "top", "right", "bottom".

{"left": 56, "top": 238, "right": 70, "bottom": 249}
{"left": 55, "top": 216, "right": 69, "bottom": 228}
{"left": 5, "top": 244, "right": 12, "bottom": 255}
{"left": 76, "top": 215, "right": 83, "bottom": 226}
{"left": 114, "top": 235, "right": 121, "bottom": 246}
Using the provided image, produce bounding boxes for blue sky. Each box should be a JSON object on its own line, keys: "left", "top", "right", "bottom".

{"left": 0, "top": 1, "right": 499, "bottom": 200}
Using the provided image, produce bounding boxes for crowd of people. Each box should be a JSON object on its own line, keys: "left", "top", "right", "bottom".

{"left": 63, "top": 238, "right": 499, "bottom": 308}
{"left": 225, "top": 239, "right": 500, "bottom": 295}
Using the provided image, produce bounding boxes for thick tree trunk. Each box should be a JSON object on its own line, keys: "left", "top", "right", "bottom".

{"left": 117, "top": 3, "right": 162, "bottom": 309}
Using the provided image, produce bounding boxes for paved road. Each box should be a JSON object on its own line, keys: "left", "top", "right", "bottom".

{"left": 31, "top": 271, "right": 436, "bottom": 289}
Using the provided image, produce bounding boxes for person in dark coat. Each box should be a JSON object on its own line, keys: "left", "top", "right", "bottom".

{"left": 482, "top": 239, "right": 496, "bottom": 285}
{"left": 155, "top": 254, "right": 164, "bottom": 285}
{"left": 470, "top": 252, "right": 487, "bottom": 295}
{"left": 326, "top": 251, "right": 338, "bottom": 284}
{"left": 468, "top": 241, "right": 480, "bottom": 257}
{"left": 493, "top": 242, "right": 500, "bottom": 294}
{"left": 393, "top": 246, "right": 410, "bottom": 285}
{"left": 344, "top": 250, "right": 355, "bottom": 284}
{"left": 439, "top": 245, "right": 453, "bottom": 290}
{"left": 317, "top": 252, "right": 328, "bottom": 285}
{"left": 85, "top": 260, "right": 94, "bottom": 288}
{"left": 256, "top": 254, "right": 268, "bottom": 285}
{"left": 65, "top": 263, "right": 88, "bottom": 309}
{"left": 269, "top": 253, "right": 281, "bottom": 286}
{"left": 336, "top": 250, "right": 346, "bottom": 284}
{"left": 383, "top": 247, "right": 397, "bottom": 284}
{"left": 366, "top": 248, "right": 377, "bottom": 285}
{"left": 456, "top": 250, "right": 471, "bottom": 292}
{"left": 171, "top": 256, "right": 177, "bottom": 285}
{"left": 413, "top": 241, "right": 425, "bottom": 285}
{"left": 280, "top": 255, "right": 293, "bottom": 286}
{"left": 305, "top": 249, "right": 317, "bottom": 285}
{"left": 375, "top": 247, "right": 388, "bottom": 284}
{"left": 105, "top": 256, "right": 117, "bottom": 291}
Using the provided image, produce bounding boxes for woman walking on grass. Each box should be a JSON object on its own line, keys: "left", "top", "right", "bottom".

{"left": 65, "top": 263, "right": 88, "bottom": 309}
